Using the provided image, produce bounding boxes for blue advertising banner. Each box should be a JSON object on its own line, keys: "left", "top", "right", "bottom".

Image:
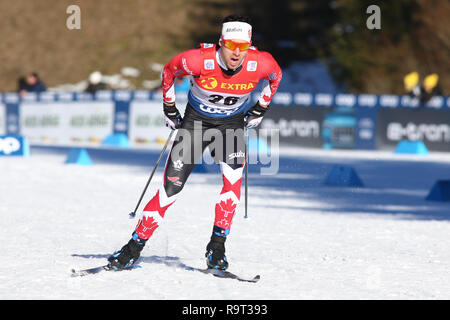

{"left": 0, "top": 90, "right": 448, "bottom": 151}
{"left": 0, "top": 135, "right": 30, "bottom": 156}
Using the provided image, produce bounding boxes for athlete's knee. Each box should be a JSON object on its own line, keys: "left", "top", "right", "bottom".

{"left": 164, "top": 180, "right": 185, "bottom": 198}
{"left": 219, "top": 161, "right": 244, "bottom": 194}
{"left": 227, "top": 161, "right": 245, "bottom": 170}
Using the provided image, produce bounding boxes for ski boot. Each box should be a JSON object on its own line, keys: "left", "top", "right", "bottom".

{"left": 107, "top": 233, "right": 147, "bottom": 270}
{"left": 205, "top": 227, "right": 229, "bottom": 270}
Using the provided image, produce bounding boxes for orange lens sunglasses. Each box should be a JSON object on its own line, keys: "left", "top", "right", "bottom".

{"left": 222, "top": 38, "right": 252, "bottom": 51}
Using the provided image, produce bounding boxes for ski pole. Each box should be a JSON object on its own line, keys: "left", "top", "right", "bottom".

{"left": 129, "top": 130, "right": 175, "bottom": 219}
{"left": 244, "top": 127, "right": 249, "bottom": 219}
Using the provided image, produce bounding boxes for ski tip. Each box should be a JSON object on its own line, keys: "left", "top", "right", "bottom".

{"left": 70, "top": 269, "right": 82, "bottom": 277}
{"left": 70, "top": 268, "right": 79, "bottom": 275}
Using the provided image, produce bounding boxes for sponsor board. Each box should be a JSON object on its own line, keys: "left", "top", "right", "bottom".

{"left": 20, "top": 102, "right": 114, "bottom": 145}
{"left": 0, "top": 104, "right": 5, "bottom": 135}
{"left": 128, "top": 101, "right": 186, "bottom": 146}
{"left": 377, "top": 109, "right": 450, "bottom": 151}
{"left": 2, "top": 91, "right": 448, "bottom": 152}
{"left": 0, "top": 135, "right": 29, "bottom": 156}
{"left": 262, "top": 106, "right": 329, "bottom": 147}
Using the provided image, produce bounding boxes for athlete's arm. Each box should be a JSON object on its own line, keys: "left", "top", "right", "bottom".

{"left": 256, "top": 51, "right": 282, "bottom": 106}
{"left": 161, "top": 48, "right": 202, "bottom": 104}
{"left": 244, "top": 51, "right": 282, "bottom": 128}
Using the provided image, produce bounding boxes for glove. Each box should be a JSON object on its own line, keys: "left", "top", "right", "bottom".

{"left": 163, "top": 103, "right": 183, "bottom": 130}
{"left": 244, "top": 102, "right": 268, "bottom": 128}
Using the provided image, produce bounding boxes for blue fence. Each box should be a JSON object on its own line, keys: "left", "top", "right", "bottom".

{"left": 1, "top": 90, "right": 449, "bottom": 151}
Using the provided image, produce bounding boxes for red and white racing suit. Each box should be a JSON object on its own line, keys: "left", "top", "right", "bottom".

{"left": 134, "top": 43, "right": 282, "bottom": 240}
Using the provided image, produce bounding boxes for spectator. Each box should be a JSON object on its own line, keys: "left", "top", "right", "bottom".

{"left": 17, "top": 76, "right": 27, "bottom": 93}
{"left": 403, "top": 71, "right": 421, "bottom": 98}
{"left": 85, "top": 71, "right": 107, "bottom": 93}
{"left": 420, "top": 73, "right": 442, "bottom": 104}
{"left": 19, "top": 72, "right": 47, "bottom": 97}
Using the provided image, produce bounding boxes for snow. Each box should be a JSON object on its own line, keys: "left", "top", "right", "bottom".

{"left": 1, "top": 145, "right": 449, "bottom": 300}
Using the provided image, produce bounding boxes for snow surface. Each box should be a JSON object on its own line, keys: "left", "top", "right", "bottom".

{"left": 1, "top": 145, "right": 449, "bottom": 300}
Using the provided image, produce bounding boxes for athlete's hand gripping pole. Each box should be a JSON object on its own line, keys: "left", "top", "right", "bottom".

{"left": 129, "top": 130, "right": 175, "bottom": 219}
{"left": 163, "top": 102, "right": 183, "bottom": 130}
{"left": 244, "top": 102, "right": 268, "bottom": 129}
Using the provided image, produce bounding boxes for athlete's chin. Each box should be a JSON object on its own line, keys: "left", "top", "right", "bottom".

{"left": 227, "top": 60, "right": 240, "bottom": 70}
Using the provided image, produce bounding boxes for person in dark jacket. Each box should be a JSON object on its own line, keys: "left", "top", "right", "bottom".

{"left": 19, "top": 72, "right": 47, "bottom": 96}
{"left": 419, "top": 73, "right": 443, "bottom": 104}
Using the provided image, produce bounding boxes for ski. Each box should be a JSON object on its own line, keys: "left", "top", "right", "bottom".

{"left": 71, "top": 262, "right": 259, "bottom": 283}
{"left": 185, "top": 266, "right": 260, "bottom": 283}
{"left": 70, "top": 264, "right": 141, "bottom": 277}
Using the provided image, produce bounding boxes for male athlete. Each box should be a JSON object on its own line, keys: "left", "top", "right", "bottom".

{"left": 108, "top": 15, "right": 282, "bottom": 271}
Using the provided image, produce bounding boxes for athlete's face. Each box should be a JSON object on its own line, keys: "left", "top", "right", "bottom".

{"left": 219, "top": 39, "right": 249, "bottom": 70}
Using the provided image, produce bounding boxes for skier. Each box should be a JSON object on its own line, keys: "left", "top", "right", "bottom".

{"left": 108, "top": 14, "right": 282, "bottom": 271}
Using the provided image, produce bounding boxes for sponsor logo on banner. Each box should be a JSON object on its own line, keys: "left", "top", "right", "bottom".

{"left": 315, "top": 94, "right": 333, "bottom": 106}
{"left": 380, "top": 95, "right": 399, "bottom": 108}
{"left": 387, "top": 122, "right": 450, "bottom": 143}
{"left": 262, "top": 105, "right": 329, "bottom": 148}
{"left": 0, "top": 135, "right": 28, "bottom": 156}
{"left": 263, "top": 118, "right": 320, "bottom": 138}
{"left": 0, "top": 104, "right": 5, "bottom": 135}
{"left": 20, "top": 102, "right": 114, "bottom": 145}
{"left": 335, "top": 94, "right": 356, "bottom": 107}
{"left": 294, "top": 93, "right": 313, "bottom": 106}
{"left": 0, "top": 136, "right": 20, "bottom": 154}
{"left": 400, "top": 95, "right": 420, "bottom": 108}
{"left": 272, "top": 93, "right": 292, "bottom": 105}
{"left": 128, "top": 101, "right": 183, "bottom": 146}
{"left": 358, "top": 118, "right": 375, "bottom": 140}
{"left": 378, "top": 108, "right": 450, "bottom": 151}
{"left": 358, "top": 94, "right": 377, "bottom": 107}
{"left": 426, "top": 96, "right": 444, "bottom": 109}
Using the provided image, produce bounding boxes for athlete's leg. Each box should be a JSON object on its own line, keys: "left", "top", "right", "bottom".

{"left": 135, "top": 116, "right": 208, "bottom": 240}
{"left": 108, "top": 108, "right": 209, "bottom": 270}
{"left": 206, "top": 126, "right": 246, "bottom": 270}
{"left": 134, "top": 123, "right": 207, "bottom": 240}
{"left": 213, "top": 126, "right": 245, "bottom": 232}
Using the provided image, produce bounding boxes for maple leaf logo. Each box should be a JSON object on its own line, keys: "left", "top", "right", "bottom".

{"left": 218, "top": 198, "right": 237, "bottom": 217}
{"left": 135, "top": 216, "right": 158, "bottom": 239}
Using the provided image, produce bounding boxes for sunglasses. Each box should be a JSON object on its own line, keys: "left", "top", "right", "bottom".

{"left": 222, "top": 38, "right": 252, "bottom": 51}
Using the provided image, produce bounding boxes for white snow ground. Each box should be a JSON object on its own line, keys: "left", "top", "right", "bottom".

{"left": 1, "top": 145, "right": 449, "bottom": 300}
